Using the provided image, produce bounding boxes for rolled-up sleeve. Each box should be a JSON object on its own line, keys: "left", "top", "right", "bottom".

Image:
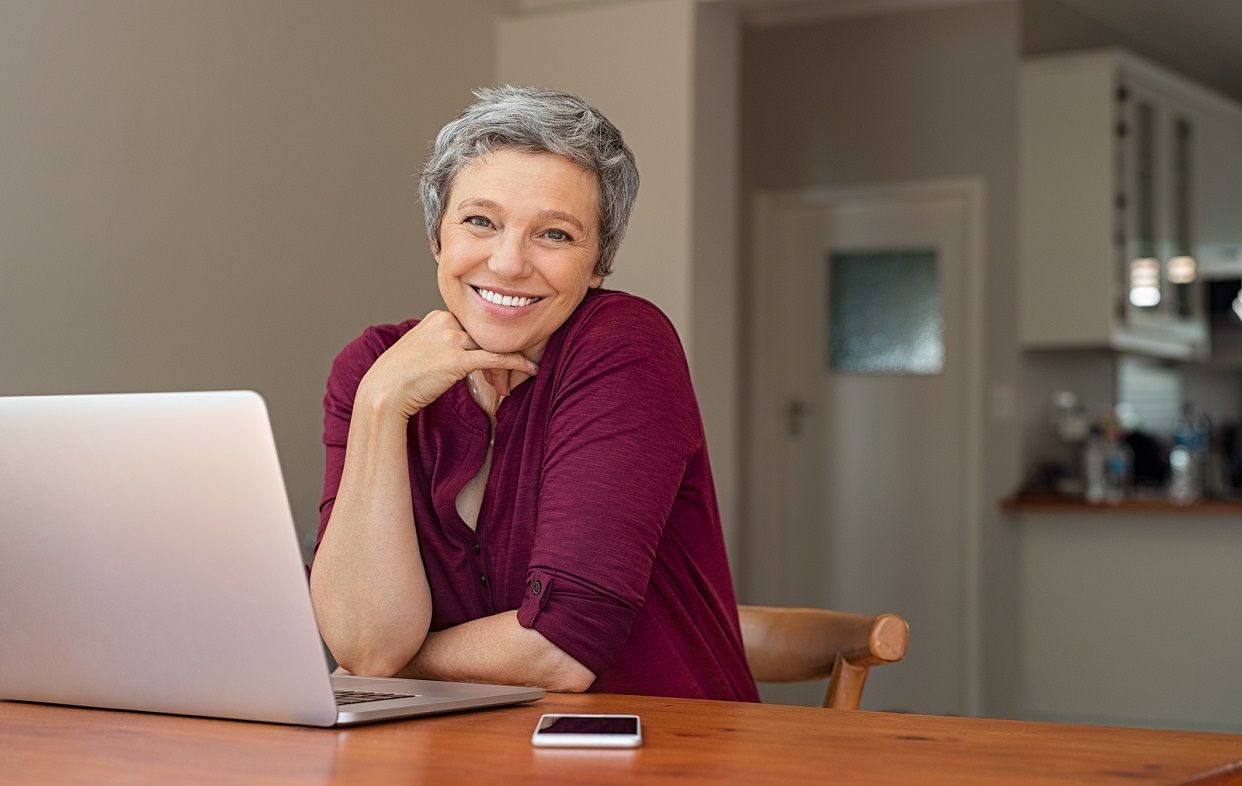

{"left": 516, "top": 299, "right": 699, "bottom": 678}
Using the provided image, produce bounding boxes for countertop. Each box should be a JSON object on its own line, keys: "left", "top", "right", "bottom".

{"left": 1003, "top": 491, "right": 1242, "bottom": 514}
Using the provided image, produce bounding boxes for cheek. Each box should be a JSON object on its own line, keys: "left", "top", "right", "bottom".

{"left": 442, "top": 234, "right": 493, "bottom": 269}
{"left": 435, "top": 259, "right": 461, "bottom": 305}
{"left": 436, "top": 244, "right": 469, "bottom": 278}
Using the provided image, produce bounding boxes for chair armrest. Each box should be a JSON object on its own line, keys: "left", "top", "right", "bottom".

{"left": 738, "top": 605, "right": 909, "bottom": 683}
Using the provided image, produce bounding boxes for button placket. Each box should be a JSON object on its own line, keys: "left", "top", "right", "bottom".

{"left": 470, "top": 539, "right": 493, "bottom": 612}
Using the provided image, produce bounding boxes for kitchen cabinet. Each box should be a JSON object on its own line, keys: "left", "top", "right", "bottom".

{"left": 1195, "top": 104, "right": 1242, "bottom": 278}
{"left": 1006, "top": 501, "right": 1242, "bottom": 732}
{"left": 1019, "top": 49, "right": 1242, "bottom": 359}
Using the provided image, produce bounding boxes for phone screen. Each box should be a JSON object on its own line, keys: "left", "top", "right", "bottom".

{"left": 536, "top": 715, "right": 639, "bottom": 735}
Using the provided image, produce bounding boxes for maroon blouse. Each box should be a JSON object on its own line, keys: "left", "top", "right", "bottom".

{"left": 315, "top": 289, "right": 758, "bottom": 701}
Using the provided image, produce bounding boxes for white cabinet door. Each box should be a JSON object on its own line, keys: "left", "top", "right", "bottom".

{"left": 1116, "top": 76, "right": 1207, "bottom": 353}
{"left": 1194, "top": 104, "right": 1242, "bottom": 278}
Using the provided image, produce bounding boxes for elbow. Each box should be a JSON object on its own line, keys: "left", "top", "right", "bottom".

{"left": 321, "top": 619, "right": 426, "bottom": 679}
{"left": 523, "top": 622, "right": 595, "bottom": 692}
{"left": 546, "top": 661, "right": 596, "bottom": 693}
{"left": 334, "top": 649, "right": 416, "bottom": 679}
{"left": 310, "top": 578, "right": 429, "bottom": 679}
{"left": 555, "top": 673, "right": 595, "bottom": 694}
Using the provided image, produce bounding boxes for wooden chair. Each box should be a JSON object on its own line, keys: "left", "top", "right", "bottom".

{"left": 737, "top": 605, "right": 909, "bottom": 709}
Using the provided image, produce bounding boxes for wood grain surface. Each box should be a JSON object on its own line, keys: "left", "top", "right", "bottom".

{"left": 4, "top": 692, "right": 1242, "bottom": 785}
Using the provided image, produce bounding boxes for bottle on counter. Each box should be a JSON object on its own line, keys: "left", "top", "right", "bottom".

{"left": 1168, "top": 404, "right": 1209, "bottom": 505}
{"left": 1100, "top": 416, "right": 1133, "bottom": 504}
{"left": 1083, "top": 425, "right": 1106, "bottom": 504}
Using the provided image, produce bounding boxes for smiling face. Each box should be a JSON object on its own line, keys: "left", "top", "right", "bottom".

{"left": 434, "top": 149, "right": 604, "bottom": 362}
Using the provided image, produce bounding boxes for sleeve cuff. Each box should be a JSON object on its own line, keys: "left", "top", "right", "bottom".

{"left": 516, "top": 569, "right": 554, "bottom": 627}
{"left": 515, "top": 568, "right": 637, "bottom": 678}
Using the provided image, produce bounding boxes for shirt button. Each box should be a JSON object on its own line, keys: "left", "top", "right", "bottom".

{"left": 472, "top": 543, "right": 481, "bottom": 555}
{"left": 531, "top": 580, "right": 542, "bottom": 596}
{"left": 480, "top": 574, "right": 488, "bottom": 586}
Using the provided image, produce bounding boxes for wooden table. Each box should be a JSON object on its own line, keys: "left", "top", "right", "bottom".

{"left": 5, "top": 693, "right": 1242, "bottom": 785}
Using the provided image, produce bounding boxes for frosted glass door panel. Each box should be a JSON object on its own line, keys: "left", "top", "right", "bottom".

{"left": 827, "top": 248, "right": 944, "bottom": 374}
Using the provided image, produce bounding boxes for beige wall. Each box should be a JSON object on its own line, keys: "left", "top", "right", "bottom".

{"left": 741, "top": 0, "right": 1024, "bottom": 715}
{"left": 498, "top": 0, "right": 744, "bottom": 557}
{"left": 499, "top": 0, "right": 696, "bottom": 343}
{"left": 691, "top": 4, "right": 742, "bottom": 563}
{"left": 0, "top": 1, "right": 506, "bottom": 558}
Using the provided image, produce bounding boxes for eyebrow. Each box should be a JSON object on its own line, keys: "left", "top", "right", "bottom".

{"left": 456, "top": 198, "right": 587, "bottom": 234}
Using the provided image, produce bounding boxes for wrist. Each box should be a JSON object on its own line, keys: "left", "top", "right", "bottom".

{"left": 354, "top": 376, "right": 419, "bottom": 422}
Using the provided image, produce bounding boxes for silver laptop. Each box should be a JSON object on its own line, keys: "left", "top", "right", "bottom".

{"left": 0, "top": 391, "right": 543, "bottom": 726}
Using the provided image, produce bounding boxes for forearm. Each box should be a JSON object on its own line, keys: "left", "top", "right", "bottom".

{"left": 396, "top": 611, "right": 596, "bottom": 693}
{"left": 310, "top": 394, "right": 432, "bottom": 676}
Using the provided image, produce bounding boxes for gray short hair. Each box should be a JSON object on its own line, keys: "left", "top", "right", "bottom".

{"left": 419, "top": 85, "right": 639, "bottom": 277}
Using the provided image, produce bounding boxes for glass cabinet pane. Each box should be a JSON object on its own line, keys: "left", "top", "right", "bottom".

{"left": 1136, "top": 101, "right": 1157, "bottom": 263}
{"left": 1171, "top": 115, "right": 1194, "bottom": 318}
{"left": 1126, "top": 98, "right": 1163, "bottom": 311}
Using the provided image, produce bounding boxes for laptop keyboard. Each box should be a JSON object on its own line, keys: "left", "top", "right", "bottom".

{"left": 334, "top": 689, "right": 421, "bottom": 706}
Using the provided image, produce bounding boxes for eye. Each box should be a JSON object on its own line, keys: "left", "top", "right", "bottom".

{"left": 464, "top": 215, "right": 494, "bottom": 229}
{"left": 543, "top": 228, "right": 574, "bottom": 243}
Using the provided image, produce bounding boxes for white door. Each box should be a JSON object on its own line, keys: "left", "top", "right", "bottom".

{"left": 744, "top": 183, "right": 980, "bottom": 714}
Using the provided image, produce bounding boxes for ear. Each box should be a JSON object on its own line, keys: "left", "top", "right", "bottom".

{"left": 429, "top": 237, "right": 441, "bottom": 264}
{"left": 589, "top": 273, "right": 604, "bottom": 289}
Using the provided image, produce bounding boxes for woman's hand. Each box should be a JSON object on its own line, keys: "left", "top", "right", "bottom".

{"left": 356, "top": 310, "right": 537, "bottom": 419}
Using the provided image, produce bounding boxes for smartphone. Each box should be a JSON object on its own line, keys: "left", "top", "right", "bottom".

{"left": 530, "top": 713, "right": 643, "bottom": 748}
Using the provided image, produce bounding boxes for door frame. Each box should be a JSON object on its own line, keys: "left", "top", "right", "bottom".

{"left": 744, "top": 178, "right": 985, "bottom": 715}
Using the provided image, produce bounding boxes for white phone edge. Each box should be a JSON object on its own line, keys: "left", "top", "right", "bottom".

{"left": 530, "top": 713, "right": 643, "bottom": 748}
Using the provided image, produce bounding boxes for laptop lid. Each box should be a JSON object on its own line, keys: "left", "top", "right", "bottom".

{"left": 0, "top": 391, "right": 544, "bottom": 726}
{"left": 0, "top": 391, "right": 351, "bottom": 725}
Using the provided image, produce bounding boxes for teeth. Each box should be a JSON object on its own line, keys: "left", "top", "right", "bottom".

{"left": 476, "top": 287, "right": 539, "bottom": 308}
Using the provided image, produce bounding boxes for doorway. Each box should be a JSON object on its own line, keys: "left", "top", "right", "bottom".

{"left": 743, "top": 181, "right": 983, "bottom": 714}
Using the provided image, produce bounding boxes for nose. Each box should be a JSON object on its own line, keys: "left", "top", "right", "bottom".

{"left": 487, "top": 229, "right": 532, "bottom": 280}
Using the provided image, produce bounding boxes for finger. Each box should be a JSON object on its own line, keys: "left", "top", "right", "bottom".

{"left": 468, "top": 350, "right": 538, "bottom": 376}
{"left": 458, "top": 330, "right": 480, "bottom": 351}
{"left": 421, "top": 309, "right": 465, "bottom": 333}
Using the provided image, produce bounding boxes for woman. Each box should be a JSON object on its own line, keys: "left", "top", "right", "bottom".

{"left": 310, "top": 86, "right": 757, "bottom": 701}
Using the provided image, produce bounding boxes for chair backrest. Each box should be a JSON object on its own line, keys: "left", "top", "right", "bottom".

{"left": 737, "top": 605, "right": 909, "bottom": 709}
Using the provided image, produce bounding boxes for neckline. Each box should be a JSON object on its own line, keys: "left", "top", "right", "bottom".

{"left": 465, "top": 371, "right": 505, "bottom": 421}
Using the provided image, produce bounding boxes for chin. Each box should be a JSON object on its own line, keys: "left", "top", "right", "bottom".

{"left": 467, "top": 327, "right": 532, "bottom": 356}
{"left": 478, "top": 340, "right": 526, "bottom": 355}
